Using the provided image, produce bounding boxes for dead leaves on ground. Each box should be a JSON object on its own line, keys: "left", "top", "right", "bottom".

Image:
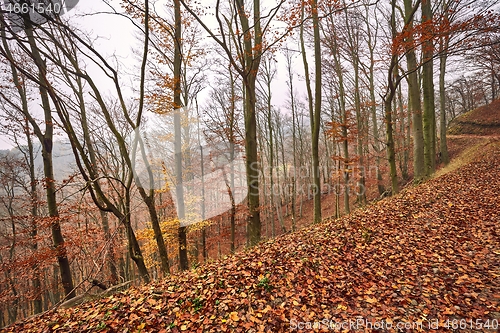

{"left": 3, "top": 144, "right": 500, "bottom": 332}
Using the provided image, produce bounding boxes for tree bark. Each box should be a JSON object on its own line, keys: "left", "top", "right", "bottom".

{"left": 311, "top": 0, "right": 323, "bottom": 223}
{"left": 385, "top": 0, "right": 400, "bottom": 195}
{"left": 363, "top": 7, "right": 385, "bottom": 195}
{"left": 344, "top": 6, "right": 366, "bottom": 204}
{"left": 439, "top": 26, "right": 450, "bottom": 165}
{"left": 404, "top": 0, "right": 425, "bottom": 182}
{"left": 422, "top": 0, "right": 436, "bottom": 176}
{"left": 174, "top": 0, "right": 189, "bottom": 271}
{"left": 22, "top": 18, "right": 76, "bottom": 300}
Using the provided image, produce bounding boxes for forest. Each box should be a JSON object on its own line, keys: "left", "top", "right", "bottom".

{"left": 0, "top": 0, "right": 499, "bottom": 329}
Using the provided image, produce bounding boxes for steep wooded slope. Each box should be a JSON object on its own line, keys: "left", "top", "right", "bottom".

{"left": 2, "top": 106, "right": 500, "bottom": 332}
{"left": 448, "top": 99, "right": 500, "bottom": 136}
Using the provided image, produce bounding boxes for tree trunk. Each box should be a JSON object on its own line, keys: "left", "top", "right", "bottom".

{"left": 385, "top": 97, "right": 399, "bottom": 194}
{"left": 265, "top": 64, "right": 276, "bottom": 237}
{"left": 439, "top": 35, "right": 450, "bottom": 165}
{"left": 327, "top": 18, "right": 350, "bottom": 214}
{"left": 23, "top": 20, "right": 75, "bottom": 300}
{"left": 125, "top": 218, "right": 150, "bottom": 282}
{"left": 235, "top": 0, "right": 262, "bottom": 247}
{"left": 244, "top": 78, "right": 261, "bottom": 246}
{"left": 174, "top": 0, "right": 189, "bottom": 271}
{"left": 397, "top": 76, "right": 410, "bottom": 180}
{"left": 386, "top": 0, "right": 400, "bottom": 195}
{"left": 311, "top": 0, "right": 322, "bottom": 223}
{"left": 286, "top": 50, "right": 298, "bottom": 231}
{"left": 367, "top": 39, "right": 385, "bottom": 195}
{"left": 404, "top": 0, "right": 425, "bottom": 183}
{"left": 100, "top": 211, "right": 119, "bottom": 284}
{"left": 422, "top": 0, "right": 436, "bottom": 176}
{"left": 344, "top": 5, "right": 366, "bottom": 205}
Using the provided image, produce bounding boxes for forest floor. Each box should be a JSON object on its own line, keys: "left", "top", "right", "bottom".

{"left": 3, "top": 103, "right": 500, "bottom": 332}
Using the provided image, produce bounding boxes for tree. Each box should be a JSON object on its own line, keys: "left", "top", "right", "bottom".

{"left": 284, "top": 48, "right": 299, "bottom": 231}
{"left": 422, "top": 0, "right": 437, "bottom": 176}
{"left": 361, "top": 0, "right": 385, "bottom": 196}
{"left": 438, "top": 0, "right": 451, "bottom": 165}
{"left": 383, "top": 0, "right": 402, "bottom": 194}
{"left": 0, "top": 2, "right": 175, "bottom": 283}
{"left": 403, "top": 0, "right": 425, "bottom": 183}
{"left": 343, "top": 3, "right": 367, "bottom": 204}
{"left": 173, "top": 0, "right": 189, "bottom": 271}
{"left": 203, "top": 55, "right": 245, "bottom": 253}
{"left": 322, "top": 6, "right": 351, "bottom": 213}
{"left": 179, "top": 0, "right": 289, "bottom": 246}
{"left": 310, "top": 0, "right": 323, "bottom": 223}
{"left": 0, "top": 11, "right": 76, "bottom": 299}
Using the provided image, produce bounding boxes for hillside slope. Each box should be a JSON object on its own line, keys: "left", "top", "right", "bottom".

{"left": 3, "top": 103, "right": 500, "bottom": 332}
{"left": 448, "top": 99, "right": 500, "bottom": 136}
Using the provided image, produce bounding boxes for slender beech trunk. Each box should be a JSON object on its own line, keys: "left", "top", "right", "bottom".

{"left": 311, "top": 0, "right": 322, "bottom": 223}
{"left": 222, "top": 168, "right": 236, "bottom": 252}
{"left": 264, "top": 63, "right": 276, "bottom": 237}
{"left": 1, "top": 14, "right": 77, "bottom": 298}
{"left": 344, "top": 6, "right": 366, "bottom": 204}
{"left": 397, "top": 74, "right": 409, "bottom": 180}
{"left": 4, "top": 33, "right": 44, "bottom": 312}
{"left": 335, "top": 46, "right": 350, "bottom": 213}
{"left": 385, "top": 0, "right": 400, "bottom": 194}
{"left": 174, "top": 0, "right": 189, "bottom": 271}
{"left": 404, "top": 0, "right": 425, "bottom": 182}
{"left": 134, "top": 0, "right": 170, "bottom": 275}
{"left": 276, "top": 112, "right": 287, "bottom": 233}
{"left": 439, "top": 30, "right": 450, "bottom": 165}
{"left": 364, "top": 9, "right": 385, "bottom": 195}
{"left": 422, "top": 0, "right": 436, "bottom": 176}
{"left": 300, "top": 2, "right": 321, "bottom": 223}
{"left": 228, "top": 68, "right": 237, "bottom": 251}
{"left": 285, "top": 51, "right": 298, "bottom": 231}
{"left": 235, "top": 0, "right": 262, "bottom": 247}
{"left": 22, "top": 18, "right": 76, "bottom": 300}
{"left": 99, "top": 211, "right": 118, "bottom": 284}
{"left": 26, "top": 121, "right": 43, "bottom": 314}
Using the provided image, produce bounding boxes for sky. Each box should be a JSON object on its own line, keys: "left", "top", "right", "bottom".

{"left": 0, "top": 0, "right": 137, "bottom": 149}
{"left": 0, "top": 0, "right": 303, "bottom": 219}
{"left": 0, "top": 0, "right": 318, "bottom": 150}
{"left": 66, "top": 0, "right": 296, "bottom": 99}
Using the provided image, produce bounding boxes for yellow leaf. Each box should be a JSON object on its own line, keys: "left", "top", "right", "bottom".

{"left": 443, "top": 308, "right": 455, "bottom": 315}
{"left": 365, "top": 297, "right": 378, "bottom": 304}
{"left": 230, "top": 311, "right": 240, "bottom": 321}
{"left": 180, "top": 324, "right": 188, "bottom": 331}
{"left": 137, "top": 322, "right": 146, "bottom": 330}
{"left": 337, "top": 304, "right": 347, "bottom": 310}
{"left": 293, "top": 300, "right": 299, "bottom": 306}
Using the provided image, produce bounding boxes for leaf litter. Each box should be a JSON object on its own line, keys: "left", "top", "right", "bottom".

{"left": 2, "top": 141, "right": 499, "bottom": 332}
